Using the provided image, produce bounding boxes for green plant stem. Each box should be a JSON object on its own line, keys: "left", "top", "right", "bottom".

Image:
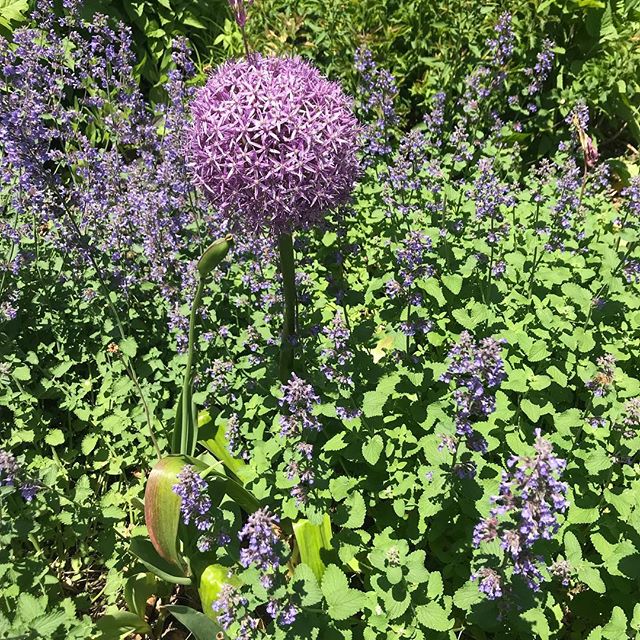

{"left": 278, "top": 233, "right": 297, "bottom": 383}
{"left": 60, "top": 203, "right": 161, "bottom": 458}
{"left": 179, "top": 277, "right": 205, "bottom": 456}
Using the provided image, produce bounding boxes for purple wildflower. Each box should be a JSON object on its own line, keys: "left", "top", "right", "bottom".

{"left": 441, "top": 332, "right": 506, "bottom": 452}
{"left": 187, "top": 54, "right": 360, "bottom": 235}
{"left": 473, "top": 430, "right": 568, "bottom": 597}
{"left": 355, "top": 47, "right": 399, "bottom": 166}
{"left": 279, "top": 374, "right": 321, "bottom": 436}
{"left": 172, "top": 465, "right": 212, "bottom": 531}
{"left": 238, "top": 508, "right": 282, "bottom": 576}
{"left": 0, "top": 450, "right": 39, "bottom": 501}
{"left": 320, "top": 311, "right": 354, "bottom": 386}
{"left": 524, "top": 39, "right": 555, "bottom": 96}
{"left": 472, "top": 568, "right": 503, "bottom": 600}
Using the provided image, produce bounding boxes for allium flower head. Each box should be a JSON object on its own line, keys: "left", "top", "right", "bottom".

{"left": 187, "top": 54, "right": 361, "bottom": 235}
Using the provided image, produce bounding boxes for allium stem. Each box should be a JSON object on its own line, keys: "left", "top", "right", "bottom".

{"left": 278, "top": 233, "right": 298, "bottom": 383}
{"left": 178, "top": 278, "right": 205, "bottom": 456}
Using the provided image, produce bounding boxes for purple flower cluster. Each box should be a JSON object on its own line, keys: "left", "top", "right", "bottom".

{"left": 320, "top": 311, "right": 354, "bottom": 387}
{"left": 238, "top": 508, "right": 282, "bottom": 581}
{"left": 467, "top": 158, "right": 514, "bottom": 249}
{"left": 187, "top": 54, "right": 360, "bottom": 236}
{"left": 279, "top": 374, "right": 322, "bottom": 505}
{"left": 212, "top": 584, "right": 260, "bottom": 638}
{"left": 279, "top": 374, "right": 322, "bottom": 437}
{"left": 440, "top": 332, "right": 506, "bottom": 453}
{"left": 524, "top": 39, "right": 555, "bottom": 98}
{"left": 394, "top": 231, "right": 435, "bottom": 292}
{"left": 473, "top": 430, "right": 568, "bottom": 597}
{"left": 586, "top": 354, "right": 616, "bottom": 397}
{"left": 622, "top": 398, "right": 640, "bottom": 439}
{"left": 0, "top": 450, "right": 39, "bottom": 501}
{"left": 226, "top": 414, "right": 250, "bottom": 461}
{"left": 354, "top": 47, "right": 400, "bottom": 165}
{"left": 0, "top": 3, "right": 206, "bottom": 345}
{"left": 173, "top": 465, "right": 212, "bottom": 530}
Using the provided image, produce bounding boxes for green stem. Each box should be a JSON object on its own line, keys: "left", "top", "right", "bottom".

{"left": 179, "top": 278, "right": 205, "bottom": 455}
{"left": 278, "top": 233, "right": 297, "bottom": 383}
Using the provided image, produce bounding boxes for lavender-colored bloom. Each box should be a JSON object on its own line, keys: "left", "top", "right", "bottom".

{"left": 441, "top": 332, "right": 506, "bottom": 452}
{"left": 396, "top": 231, "right": 434, "bottom": 289}
{"left": 238, "top": 507, "right": 282, "bottom": 573}
{"left": 172, "top": 465, "right": 212, "bottom": 530}
{"left": 187, "top": 54, "right": 360, "bottom": 235}
{"left": 0, "top": 450, "right": 39, "bottom": 501}
{"left": 267, "top": 600, "right": 298, "bottom": 627}
{"left": 621, "top": 398, "right": 640, "bottom": 439}
{"left": 524, "top": 39, "right": 555, "bottom": 96}
{"left": 566, "top": 101, "right": 590, "bottom": 132}
{"left": 320, "top": 311, "right": 354, "bottom": 386}
{"left": 623, "top": 259, "right": 640, "bottom": 284}
{"left": 473, "top": 430, "right": 568, "bottom": 597}
{"left": 212, "top": 583, "right": 249, "bottom": 630}
{"left": 355, "top": 48, "right": 399, "bottom": 166}
{"left": 279, "top": 373, "right": 321, "bottom": 436}
{"left": 550, "top": 559, "right": 572, "bottom": 586}
{"left": 228, "top": 0, "right": 253, "bottom": 28}
{"left": 472, "top": 568, "right": 503, "bottom": 600}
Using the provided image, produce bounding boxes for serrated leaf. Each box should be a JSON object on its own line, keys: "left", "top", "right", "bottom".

{"left": 293, "top": 563, "right": 323, "bottom": 606}
{"left": 119, "top": 337, "right": 137, "bottom": 358}
{"left": 363, "top": 435, "right": 383, "bottom": 465}
{"left": 321, "top": 564, "right": 368, "bottom": 620}
{"left": 416, "top": 601, "right": 453, "bottom": 631}
{"left": 453, "top": 581, "right": 482, "bottom": 610}
{"left": 81, "top": 433, "right": 99, "bottom": 456}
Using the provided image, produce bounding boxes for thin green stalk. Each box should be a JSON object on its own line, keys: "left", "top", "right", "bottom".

{"left": 179, "top": 278, "right": 205, "bottom": 455}
{"left": 278, "top": 233, "right": 297, "bottom": 383}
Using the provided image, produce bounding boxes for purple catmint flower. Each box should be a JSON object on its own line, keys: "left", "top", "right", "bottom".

{"left": 441, "top": 332, "right": 506, "bottom": 452}
{"left": 623, "top": 259, "right": 640, "bottom": 284}
{"left": 621, "top": 398, "right": 640, "bottom": 439}
{"left": 472, "top": 567, "right": 503, "bottom": 600}
{"left": 396, "top": 231, "right": 434, "bottom": 289}
{"left": 267, "top": 600, "right": 298, "bottom": 627}
{"left": 279, "top": 373, "right": 321, "bottom": 436}
{"left": 320, "top": 311, "right": 354, "bottom": 386}
{"left": 0, "top": 450, "right": 39, "bottom": 501}
{"left": 238, "top": 508, "right": 282, "bottom": 575}
{"left": 355, "top": 47, "right": 399, "bottom": 166}
{"left": 172, "top": 465, "right": 212, "bottom": 531}
{"left": 550, "top": 559, "right": 572, "bottom": 586}
{"left": 212, "top": 583, "right": 249, "bottom": 630}
{"left": 473, "top": 430, "right": 568, "bottom": 597}
{"left": 524, "top": 39, "right": 555, "bottom": 96}
{"left": 187, "top": 54, "right": 360, "bottom": 236}
{"left": 586, "top": 354, "right": 616, "bottom": 397}
{"left": 566, "top": 101, "right": 590, "bottom": 132}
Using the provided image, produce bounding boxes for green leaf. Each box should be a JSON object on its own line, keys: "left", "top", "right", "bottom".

{"left": 144, "top": 456, "right": 188, "bottom": 568}
{"left": 321, "top": 564, "right": 368, "bottom": 621}
{"left": 129, "top": 538, "right": 190, "bottom": 585}
{"left": 579, "top": 564, "right": 606, "bottom": 593}
{"left": 293, "top": 563, "right": 323, "bottom": 606}
{"left": 199, "top": 411, "right": 251, "bottom": 483}
{"left": 325, "top": 432, "right": 348, "bottom": 451}
{"left": 602, "top": 606, "right": 627, "bottom": 639}
{"left": 95, "top": 610, "right": 150, "bottom": 640}
{"left": 293, "top": 513, "right": 333, "bottom": 581}
{"left": 119, "top": 337, "right": 137, "bottom": 358}
{"left": 45, "top": 429, "right": 64, "bottom": 447}
{"left": 528, "top": 340, "right": 551, "bottom": 362}
{"left": 340, "top": 492, "right": 366, "bottom": 529}
{"left": 196, "top": 564, "right": 239, "bottom": 621}
{"left": 565, "top": 531, "right": 582, "bottom": 564}
{"left": 453, "top": 581, "right": 482, "bottom": 610}
{"left": 441, "top": 274, "right": 463, "bottom": 294}
{"left": 362, "top": 434, "right": 384, "bottom": 465}
{"left": 416, "top": 601, "right": 453, "bottom": 632}
{"left": 164, "top": 605, "right": 224, "bottom": 639}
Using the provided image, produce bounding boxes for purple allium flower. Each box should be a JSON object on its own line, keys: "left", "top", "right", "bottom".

{"left": 473, "top": 430, "right": 568, "bottom": 597}
{"left": 172, "top": 465, "right": 212, "bottom": 531}
{"left": 238, "top": 507, "right": 282, "bottom": 573}
{"left": 586, "top": 354, "right": 616, "bottom": 397}
{"left": 441, "top": 332, "right": 506, "bottom": 451}
{"left": 187, "top": 54, "right": 360, "bottom": 235}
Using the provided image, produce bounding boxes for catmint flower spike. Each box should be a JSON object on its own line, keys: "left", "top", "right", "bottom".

{"left": 197, "top": 235, "right": 233, "bottom": 280}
